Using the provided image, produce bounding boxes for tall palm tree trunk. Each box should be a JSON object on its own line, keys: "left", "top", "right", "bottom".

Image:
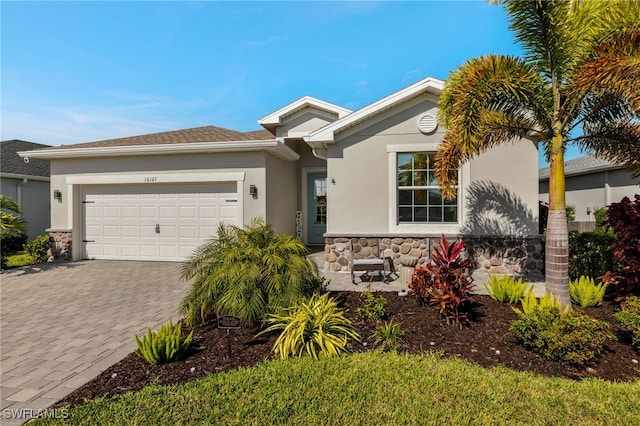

{"left": 545, "top": 138, "right": 571, "bottom": 307}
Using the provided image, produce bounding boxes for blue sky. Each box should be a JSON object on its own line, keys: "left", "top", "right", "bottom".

{"left": 2, "top": 1, "right": 583, "bottom": 167}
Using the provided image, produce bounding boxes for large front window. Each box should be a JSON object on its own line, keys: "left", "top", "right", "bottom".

{"left": 397, "top": 152, "right": 457, "bottom": 223}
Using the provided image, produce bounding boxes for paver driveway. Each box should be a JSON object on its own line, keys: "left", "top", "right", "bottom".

{"left": 0, "top": 261, "right": 189, "bottom": 425}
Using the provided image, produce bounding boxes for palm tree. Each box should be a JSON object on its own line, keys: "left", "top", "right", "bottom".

{"left": 435, "top": 0, "right": 640, "bottom": 306}
{"left": 179, "top": 218, "right": 325, "bottom": 325}
{"left": 0, "top": 195, "right": 28, "bottom": 235}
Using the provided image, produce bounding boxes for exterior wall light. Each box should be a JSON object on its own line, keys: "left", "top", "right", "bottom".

{"left": 250, "top": 185, "right": 258, "bottom": 199}
{"left": 53, "top": 190, "right": 62, "bottom": 201}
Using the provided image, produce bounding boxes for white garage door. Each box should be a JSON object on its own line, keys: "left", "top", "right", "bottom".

{"left": 83, "top": 183, "right": 238, "bottom": 261}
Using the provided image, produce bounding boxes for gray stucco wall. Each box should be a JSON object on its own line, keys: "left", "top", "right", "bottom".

{"left": 0, "top": 177, "right": 50, "bottom": 239}
{"left": 265, "top": 153, "right": 297, "bottom": 235}
{"left": 539, "top": 168, "right": 640, "bottom": 221}
{"left": 276, "top": 109, "right": 337, "bottom": 139}
{"left": 49, "top": 151, "right": 274, "bottom": 260}
{"left": 326, "top": 94, "right": 539, "bottom": 237}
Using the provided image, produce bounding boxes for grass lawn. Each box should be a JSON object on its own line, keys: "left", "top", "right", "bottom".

{"left": 35, "top": 352, "right": 639, "bottom": 425}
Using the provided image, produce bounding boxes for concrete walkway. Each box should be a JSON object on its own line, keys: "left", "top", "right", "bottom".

{"left": 0, "top": 261, "right": 189, "bottom": 425}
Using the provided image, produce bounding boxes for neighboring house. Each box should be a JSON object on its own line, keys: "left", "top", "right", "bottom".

{"left": 1, "top": 140, "right": 51, "bottom": 239}
{"left": 539, "top": 155, "right": 640, "bottom": 222}
{"left": 20, "top": 77, "right": 542, "bottom": 277}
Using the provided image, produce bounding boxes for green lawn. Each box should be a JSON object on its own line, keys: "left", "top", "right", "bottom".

{"left": 35, "top": 352, "right": 639, "bottom": 425}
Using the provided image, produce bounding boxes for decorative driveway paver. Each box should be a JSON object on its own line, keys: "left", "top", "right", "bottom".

{"left": 0, "top": 261, "right": 189, "bottom": 425}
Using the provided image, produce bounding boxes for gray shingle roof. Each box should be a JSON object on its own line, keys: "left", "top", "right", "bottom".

{"left": 538, "top": 155, "right": 616, "bottom": 179}
{"left": 1, "top": 140, "right": 51, "bottom": 178}
{"left": 35, "top": 125, "right": 274, "bottom": 151}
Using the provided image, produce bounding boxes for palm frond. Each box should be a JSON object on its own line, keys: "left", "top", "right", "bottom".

{"left": 573, "top": 121, "right": 640, "bottom": 178}
{"left": 570, "top": 26, "right": 640, "bottom": 114}
{"left": 436, "top": 54, "right": 549, "bottom": 198}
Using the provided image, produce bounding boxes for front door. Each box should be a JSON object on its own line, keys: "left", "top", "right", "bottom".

{"left": 307, "top": 172, "right": 327, "bottom": 244}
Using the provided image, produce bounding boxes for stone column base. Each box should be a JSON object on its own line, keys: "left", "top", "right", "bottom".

{"left": 47, "top": 229, "right": 72, "bottom": 261}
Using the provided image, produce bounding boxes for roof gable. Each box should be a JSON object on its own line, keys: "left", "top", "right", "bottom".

{"left": 306, "top": 77, "right": 444, "bottom": 146}
{"left": 258, "top": 96, "right": 352, "bottom": 133}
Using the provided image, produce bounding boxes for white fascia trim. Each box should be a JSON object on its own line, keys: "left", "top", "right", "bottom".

{"left": 307, "top": 77, "right": 444, "bottom": 144}
{"left": 18, "top": 140, "right": 300, "bottom": 161}
{"left": 0, "top": 172, "right": 50, "bottom": 182}
{"left": 258, "top": 96, "right": 352, "bottom": 127}
{"left": 387, "top": 143, "right": 470, "bottom": 234}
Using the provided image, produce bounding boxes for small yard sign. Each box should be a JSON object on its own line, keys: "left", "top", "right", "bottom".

{"left": 218, "top": 315, "right": 241, "bottom": 357}
{"left": 218, "top": 315, "right": 241, "bottom": 329}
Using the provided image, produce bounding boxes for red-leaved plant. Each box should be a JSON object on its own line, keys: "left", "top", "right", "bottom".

{"left": 409, "top": 234, "right": 475, "bottom": 328}
{"left": 601, "top": 195, "right": 640, "bottom": 301}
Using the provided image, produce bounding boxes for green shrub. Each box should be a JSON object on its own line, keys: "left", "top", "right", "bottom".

{"left": 484, "top": 275, "right": 532, "bottom": 304}
{"left": 615, "top": 296, "right": 640, "bottom": 352}
{"left": 568, "top": 231, "right": 616, "bottom": 281}
{"left": 510, "top": 306, "right": 614, "bottom": 365}
{"left": 409, "top": 234, "right": 474, "bottom": 328}
{"left": 569, "top": 276, "right": 606, "bottom": 307}
{"left": 134, "top": 320, "right": 193, "bottom": 365}
{"left": 374, "top": 319, "right": 406, "bottom": 351}
{"left": 357, "top": 291, "right": 387, "bottom": 322}
{"left": 516, "top": 291, "right": 566, "bottom": 316}
{"left": 179, "top": 218, "right": 326, "bottom": 326}
{"left": 0, "top": 231, "right": 27, "bottom": 257}
{"left": 594, "top": 207, "right": 609, "bottom": 232}
{"left": 259, "top": 293, "right": 360, "bottom": 359}
{"left": 25, "top": 235, "right": 50, "bottom": 263}
{"left": 5, "top": 253, "right": 36, "bottom": 268}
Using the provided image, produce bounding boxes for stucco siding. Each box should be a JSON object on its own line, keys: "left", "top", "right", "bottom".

{"left": 265, "top": 153, "right": 297, "bottom": 235}
{"left": 326, "top": 94, "right": 539, "bottom": 237}
{"left": 49, "top": 152, "right": 268, "bottom": 232}
{"left": 539, "top": 168, "right": 640, "bottom": 221}
{"left": 467, "top": 140, "right": 539, "bottom": 236}
{"left": 327, "top": 96, "right": 443, "bottom": 234}
{"left": 276, "top": 109, "right": 336, "bottom": 139}
{"left": 1, "top": 177, "right": 50, "bottom": 239}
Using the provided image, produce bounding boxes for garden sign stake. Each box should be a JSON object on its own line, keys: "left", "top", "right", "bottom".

{"left": 218, "top": 315, "right": 241, "bottom": 358}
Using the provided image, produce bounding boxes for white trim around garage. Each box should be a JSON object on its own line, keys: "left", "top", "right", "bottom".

{"left": 64, "top": 171, "right": 245, "bottom": 260}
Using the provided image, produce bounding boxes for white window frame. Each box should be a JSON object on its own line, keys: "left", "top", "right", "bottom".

{"left": 387, "top": 144, "right": 469, "bottom": 234}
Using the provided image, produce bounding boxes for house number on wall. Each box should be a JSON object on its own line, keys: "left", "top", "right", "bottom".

{"left": 144, "top": 177, "right": 158, "bottom": 182}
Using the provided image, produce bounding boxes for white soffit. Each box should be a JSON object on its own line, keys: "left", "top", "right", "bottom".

{"left": 257, "top": 96, "right": 352, "bottom": 130}
{"left": 306, "top": 77, "right": 444, "bottom": 145}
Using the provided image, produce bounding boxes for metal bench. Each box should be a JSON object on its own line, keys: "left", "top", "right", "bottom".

{"left": 349, "top": 238, "right": 395, "bottom": 284}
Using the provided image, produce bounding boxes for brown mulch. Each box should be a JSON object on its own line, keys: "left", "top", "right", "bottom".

{"left": 55, "top": 293, "right": 639, "bottom": 409}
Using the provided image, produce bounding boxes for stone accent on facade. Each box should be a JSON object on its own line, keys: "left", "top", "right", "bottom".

{"left": 462, "top": 235, "right": 544, "bottom": 277}
{"left": 47, "top": 230, "right": 72, "bottom": 261}
{"left": 323, "top": 235, "right": 544, "bottom": 278}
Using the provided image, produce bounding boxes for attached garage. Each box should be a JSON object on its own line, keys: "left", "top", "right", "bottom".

{"left": 83, "top": 183, "right": 238, "bottom": 261}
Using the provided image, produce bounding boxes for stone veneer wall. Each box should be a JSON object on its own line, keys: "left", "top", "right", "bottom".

{"left": 323, "top": 235, "right": 544, "bottom": 277}
{"left": 48, "top": 230, "right": 72, "bottom": 261}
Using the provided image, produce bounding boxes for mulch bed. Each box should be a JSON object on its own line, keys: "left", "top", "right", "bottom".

{"left": 55, "top": 293, "right": 639, "bottom": 409}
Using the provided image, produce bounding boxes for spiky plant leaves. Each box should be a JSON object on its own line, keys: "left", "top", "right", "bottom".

{"left": 179, "top": 218, "right": 325, "bottom": 326}
{"left": 259, "top": 293, "right": 360, "bottom": 360}
{"left": 134, "top": 320, "right": 193, "bottom": 365}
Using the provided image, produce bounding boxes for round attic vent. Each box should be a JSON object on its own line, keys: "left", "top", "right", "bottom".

{"left": 417, "top": 114, "right": 438, "bottom": 134}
